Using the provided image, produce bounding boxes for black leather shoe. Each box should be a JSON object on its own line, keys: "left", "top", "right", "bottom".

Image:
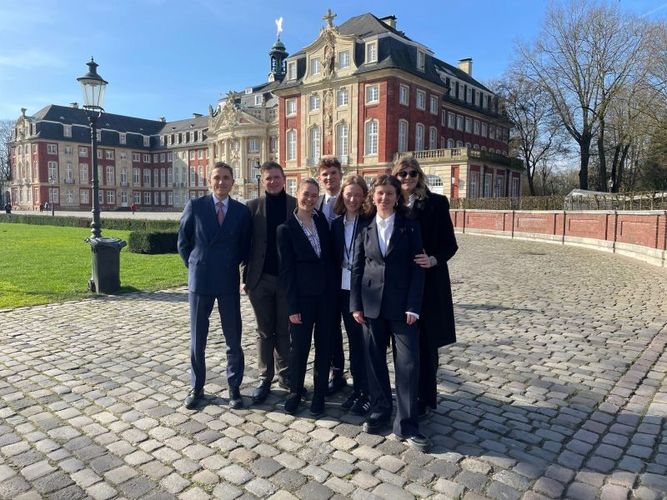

{"left": 342, "top": 391, "right": 359, "bottom": 410}
{"left": 397, "top": 432, "right": 430, "bottom": 452}
{"left": 251, "top": 381, "right": 271, "bottom": 403}
{"left": 362, "top": 412, "right": 390, "bottom": 434}
{"left": 350, "top": 394, "right": 371, "bottom": 416}
{"left": 327, "top": 374, "right": 348, "bottom": 395}
{"left": 284, "top": 393, "right": 301, "bottom": 415}
{"left": 229, "top": 387, "right": 243, "bottom": 409}
{"left": 184, "top": 388, "right": 204, "bottom": 410}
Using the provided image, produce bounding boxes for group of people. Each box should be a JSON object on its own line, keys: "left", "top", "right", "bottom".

{"left": 177, "top": 156, "right": 457, "bottom": 451}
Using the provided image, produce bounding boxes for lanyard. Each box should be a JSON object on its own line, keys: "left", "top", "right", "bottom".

{"left": 343, "top": 214, "right": 358, "bottom": 269}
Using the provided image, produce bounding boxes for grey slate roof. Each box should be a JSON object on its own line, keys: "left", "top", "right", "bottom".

{"left": 160, "top": 115, "right": 208, "bottom": 134}
{"left": 33, "top": 104, "right": 164, "bottom": 134}
{"left": 277, "top": 12, "right": 492, "bottom": 96}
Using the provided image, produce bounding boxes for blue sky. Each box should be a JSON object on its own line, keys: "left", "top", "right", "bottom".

{"left": 1, "top": 0, "right": 666, "bottom": 122}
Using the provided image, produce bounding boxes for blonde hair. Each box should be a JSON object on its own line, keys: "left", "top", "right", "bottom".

{"left": 333, "top": 175, "right": 369, "bottom": 216}
{"left": 391, "top": 156, "right": 429, "bottom": 202}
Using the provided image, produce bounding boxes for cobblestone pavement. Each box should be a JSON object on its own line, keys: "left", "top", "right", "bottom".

{"left": 1, "top": 235, "right": 666, "bottom": 500}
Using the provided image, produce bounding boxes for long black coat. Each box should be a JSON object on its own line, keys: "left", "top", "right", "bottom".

{"left": 409, "top": 190, "right": 458, "bottom": 348}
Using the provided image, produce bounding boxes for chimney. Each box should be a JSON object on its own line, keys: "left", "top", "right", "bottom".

{"left": 70, "top": 102, "right": 79, "bottom": 109}
{"left": 21, "top": 107, "right": 26, "bottom": 117}
{"left": 192, "top": 113, "right": 202, "bottom": 118}
{"left": 380, "top": 15, "right": 397, "bottom": 29}
{"left": 458, "top": 58, "right": 473, "bottom": 76}
{"left": 160, "top": 117, "right": 166, "bottom": 122}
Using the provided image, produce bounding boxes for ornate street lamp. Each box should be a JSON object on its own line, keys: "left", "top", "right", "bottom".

{"left": 256, "top": 161, "right": 262, "bottom": 198}
{"left": 77, "top": 57, "right": 108, "bottom": 239}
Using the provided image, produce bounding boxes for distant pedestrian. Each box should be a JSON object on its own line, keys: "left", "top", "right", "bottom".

{"left": 131, "top": 203, "right": 137, "bottom": 215}
{"left": 43, "top": 202, "right": 49, "bottom": 212}
{"left": 4, "top": 202, "right": 11, "bottom": 214}
{"left": 39, "top": 203, "right": 44, "bottom": 212}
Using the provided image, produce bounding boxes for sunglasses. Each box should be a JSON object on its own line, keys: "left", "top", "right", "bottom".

{"left": 397, "top": 170, "right": 419, "bottom": 178}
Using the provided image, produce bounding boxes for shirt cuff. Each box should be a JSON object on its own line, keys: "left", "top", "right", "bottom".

{"left": 406, "top": 312, "right": 420, "bottom": 320}
{"left": 429, "top": 255, "right": 438, "bottom": 267}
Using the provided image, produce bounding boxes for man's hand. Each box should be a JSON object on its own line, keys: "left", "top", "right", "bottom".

{"left": 289, "top": 313, "right": 302, "bottom": 324}
{"left": 352, "top": 311, "right": 366, "bottom": 325}
{"left": 414, "top": 252, "right": 433, "bottom": 268}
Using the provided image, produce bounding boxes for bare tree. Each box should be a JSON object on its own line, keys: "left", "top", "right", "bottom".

{"left": 519, "top": 1, "right": 654, "bottom": 190}
{"left": 495, "top": 72, "right": 567, "bottom": 195}
{"left": 0, "top": 119, "right": 12, "bottom": 205}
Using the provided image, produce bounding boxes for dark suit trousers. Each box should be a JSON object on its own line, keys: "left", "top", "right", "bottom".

{"left": 330, "top": 292, "right": 345, "bottom": 375}
{"left": 189, "top": 291, "right": 244, "bottom": 392}
{"left": 247, "top": 274, "right": 290, "bottom": 385}
{"left": 340, "top": 290, "right": 367, "bottom": 394}
{"left": 288, "top": 295, "right": 333, "bottom": 398}
{"left": 364, "top": 317, "right": 420, "bottom": 437}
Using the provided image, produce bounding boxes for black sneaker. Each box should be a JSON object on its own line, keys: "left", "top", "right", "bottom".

{"left": 341, "top": 391, "right": 360, "bottom": 410}
{"left": 229, "top": 387, "right": 244, "bottom": 410}
{"left": 350, "top": 394, "right": 370, "bottom": 416}
{"left": 397, "top": 432, "right": 430, "bottom": 452}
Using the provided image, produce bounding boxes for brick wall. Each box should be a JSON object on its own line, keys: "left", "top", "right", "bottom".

{"left": 451, "top": 209, "right": 667, "bottom": 268}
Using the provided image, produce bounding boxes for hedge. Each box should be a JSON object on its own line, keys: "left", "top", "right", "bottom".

{"left": 0, "top": 213, "right": 179, "bottom": 232}
{"left": 128, "top": 231, "right": 178, "bottom": 254}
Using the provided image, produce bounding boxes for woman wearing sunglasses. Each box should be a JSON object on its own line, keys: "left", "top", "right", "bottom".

{"left": 392, "top": 157, "right": 458, "bottom": 418}
{"left": 350, "top": 175, "right": 427, "bottom": 450}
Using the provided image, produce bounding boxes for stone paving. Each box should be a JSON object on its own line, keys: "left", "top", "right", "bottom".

{"left": 1, "top": 234, "right": 666, "bottom": 500}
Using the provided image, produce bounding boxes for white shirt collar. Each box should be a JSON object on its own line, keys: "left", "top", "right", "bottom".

{"left": 213, "top": 195, "right": 229, "bottom": 208}
{"left": 375, "top": 212, "right": 396, "bottom": 227}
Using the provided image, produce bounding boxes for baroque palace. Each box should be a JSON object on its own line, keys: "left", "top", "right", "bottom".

{"left": 8, "top": 10, "right": 522, "bottom": 211}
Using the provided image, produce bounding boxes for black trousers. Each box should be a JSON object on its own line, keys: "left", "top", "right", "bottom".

{"left": 418, "top": 334, "right": 439, "bottom": 409}
{"left": 330, "top": 292, "right": 345, "bottom": 376}
{"left": 340, "top": 290, "right": 367, "bottom": 394}
{"left": 288, "top": 295, "right": 333, "bottom": 399}
{"left": 364, "top": 317, "right": 420, "bottom": 437}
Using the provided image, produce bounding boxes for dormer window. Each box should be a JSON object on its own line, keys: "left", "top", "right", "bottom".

{"left": 63, "top": 124, "right": 72, "bottom": 138}
{"left": 310, "top": 57, "right": 321, "bottom": 75}
{"left": 417, "top": 50, "right": 425, "bottom": 71}
{"left": 287, "top": 61, "right": 297, "bottom": 80}
{"left": 366, "top": 41, "right": 378, "bottom": 63}
{"left": 338, "top": 50, "right": 350, "bottom": 69}
{"left": 255, "top": 95, "right": 263, "bottom": 106}
{"left": 119, "top": 132, "right": 126, "bottom": 144}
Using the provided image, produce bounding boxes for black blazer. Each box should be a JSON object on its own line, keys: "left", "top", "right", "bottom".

{"left": 410, "top": 191, "right": 458, "bottom": 347}
{"left": 277, "top": 212, "right": 335, "bottom": 316}
{"left": 331, "top": 214, "right": 371, "bottom": 288}
{"left": 350, "top": 213, "right": 424, "bottom": 321}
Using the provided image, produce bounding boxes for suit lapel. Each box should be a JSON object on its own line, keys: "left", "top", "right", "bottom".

{"left": 366, "top": 219, "right": 383, "bottom": 261}
{"left": 385, "top": 215, "right": 405, "bottom": 258}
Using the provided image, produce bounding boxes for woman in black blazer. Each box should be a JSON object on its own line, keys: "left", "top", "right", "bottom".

{"left": 350, "top": 175, "right": 428, "bottom": 451}
{"left": 277, "top": 178, "right": 336, "bottom": 416}
{"left": 331, "top": 175, "right": 371, "bottom": 415}
{"left": 392, "top": 157, "right": 458, "bottom": 417}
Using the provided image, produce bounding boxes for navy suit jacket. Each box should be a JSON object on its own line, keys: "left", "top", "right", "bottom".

{"left": 178, "top": 194, "right": 251, "bottom": 296}
{"left": 331, "top": 214, "right": 371, "bottom": 287}
{"left": 350, "top": 213, "right": 424, "bottom": 320}
{"left": 277, "top": 212, "right": 335, "bottom": 316}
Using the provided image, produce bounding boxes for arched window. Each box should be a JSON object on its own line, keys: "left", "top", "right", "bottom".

{"left": 415, "top": 123, "right": 424, "bottom": 151}
{"left": 336, "top": 122, "right": 349, "bottom": 160}
{"left": 286, "top": 129, "right": 296, "bottom": 161}
{"left": 309, "top": 126, "right": 320, "bottom": 164}
{"left": 398, "top": 119, "right": 408, "bottom": 153}
{"left": 429, "top": 127, "right": 438, "bottom": 150}
{"left": 365, "top": 120, "right": 378, "bottom": 156}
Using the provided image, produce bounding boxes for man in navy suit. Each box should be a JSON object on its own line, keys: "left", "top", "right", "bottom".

{"left": 178, "top": 162, "right": 252, "bottom": 410}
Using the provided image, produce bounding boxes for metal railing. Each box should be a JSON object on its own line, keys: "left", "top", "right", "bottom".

{"left": 454, "top": 191, "right": 667, "bottom": 211}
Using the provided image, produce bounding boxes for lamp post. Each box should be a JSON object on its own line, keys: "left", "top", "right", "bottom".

{"left": 48, "top": 176, "right": 55, "bottom": 216}
{"left": 77, "top": 57, "right": 107, "bottom": 239}
{"left": 256, "top": 161, "right": 262, "bottom": 198}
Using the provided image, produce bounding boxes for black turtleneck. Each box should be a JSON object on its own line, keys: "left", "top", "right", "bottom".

{"left": 263, "top": 189, "right": 287, "bottom": 276}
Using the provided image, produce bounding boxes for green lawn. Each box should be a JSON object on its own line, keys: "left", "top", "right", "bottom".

{"left": 0, "top": 223, "right": 187, "bottom": 309}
